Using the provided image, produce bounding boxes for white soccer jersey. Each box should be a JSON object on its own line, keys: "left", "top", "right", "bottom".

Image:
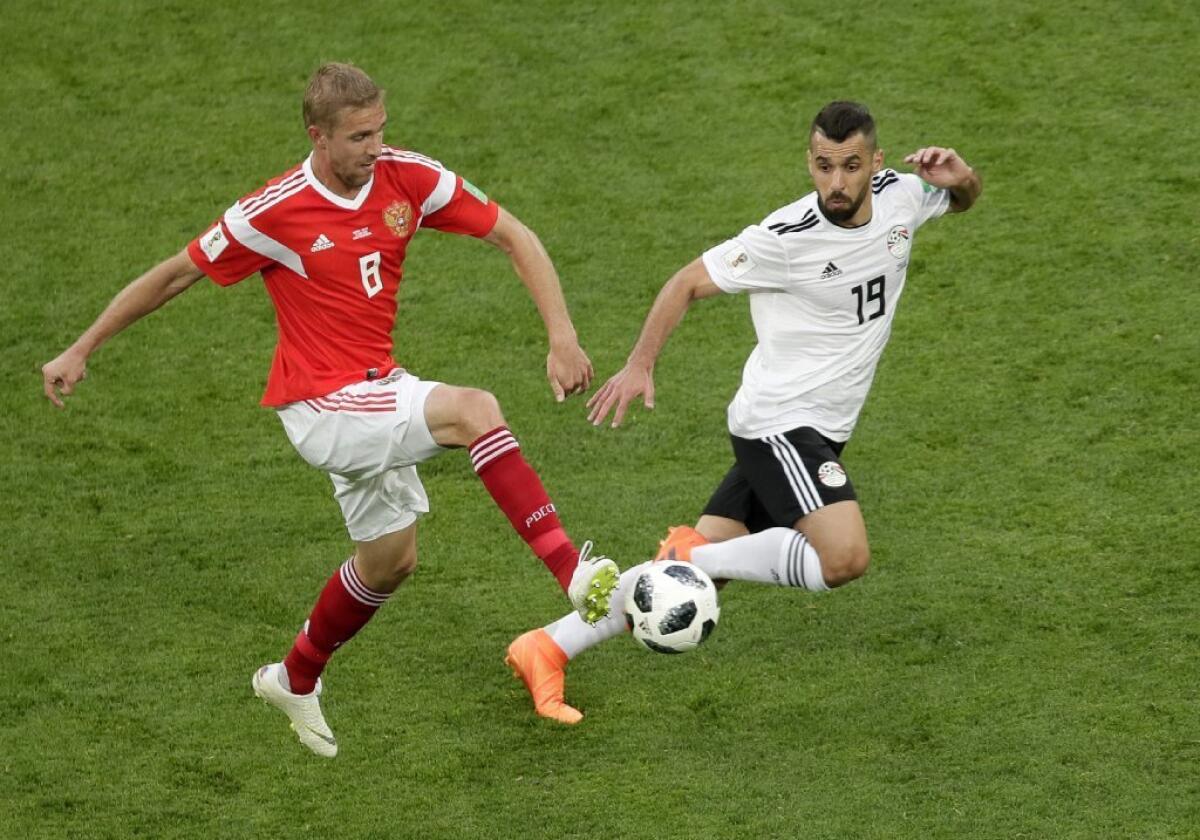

{"left": 701, "top": 170, "right": 950, "bottom": 441}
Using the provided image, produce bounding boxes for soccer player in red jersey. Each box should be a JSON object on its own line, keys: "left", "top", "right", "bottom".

{"left": 40, "top": 63, "right": 619, "bottom": 757}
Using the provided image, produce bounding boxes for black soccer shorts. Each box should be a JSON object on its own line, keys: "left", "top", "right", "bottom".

{"left": 701, "top": 426, "right": 856, "bottom": 533}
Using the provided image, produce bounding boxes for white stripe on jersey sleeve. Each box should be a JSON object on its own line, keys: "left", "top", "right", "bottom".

{"left": 421, "top": 166, "right": 457, "bottom": 216}
{"left": 223, "top": 202, "right": 308, "bottom": 279}
{"left": 377, "top": 148, "right": 456, "bottom": 215}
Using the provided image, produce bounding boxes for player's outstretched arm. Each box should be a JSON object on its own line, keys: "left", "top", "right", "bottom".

{"left": 586, "top": 258, "right": 722, "bottom": 428}
{"left": 483, "top": 207, "right": 593, "bottom": 402}
{"left": 903, "top": 146, "right": 982, "bottom": 213}
{"left": 41, "top": 248, "right": 205, "bottom": 408}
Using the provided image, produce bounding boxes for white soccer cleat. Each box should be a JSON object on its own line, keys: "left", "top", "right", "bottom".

{"left": 251, "top": 663, "right": 338, "bottom": 758}
{"left": 567, "top": 540, "right": 620, "bottom": 625}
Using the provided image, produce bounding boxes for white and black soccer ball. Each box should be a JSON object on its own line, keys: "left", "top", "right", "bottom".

{"left": 624, "top": 561, "right": 720, "bottom": 654}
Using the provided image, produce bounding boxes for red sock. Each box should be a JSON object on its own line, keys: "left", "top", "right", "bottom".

{"left": 469, "top": 426, "right": 577, "bottom": 591}
{"left": 283, "top": 558, "right": 390, "bottom": 695}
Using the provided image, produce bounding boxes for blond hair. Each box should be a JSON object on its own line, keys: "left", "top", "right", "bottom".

{"left": 302, "top": 63, "right": 384, "bottom": 132}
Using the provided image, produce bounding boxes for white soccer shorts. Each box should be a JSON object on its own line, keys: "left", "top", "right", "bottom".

{"left": 277, "top": 369, "right": 444, "bottom": 542}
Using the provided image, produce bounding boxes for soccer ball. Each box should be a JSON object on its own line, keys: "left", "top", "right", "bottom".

{"left": 624, "top": 561, "right": 720, "bottom": 654}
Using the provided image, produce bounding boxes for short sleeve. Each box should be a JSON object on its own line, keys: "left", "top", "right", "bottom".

{"left": 187, "top": 214, "right": 271, "bottom": 287}
{"left": 421, "top": 174, "right": 499, "bottom": 238}
{"left": 899, "top": 172, "right": 950, "bottom": 228}
{"left": 701, "top": 223, "right": 792, "bottom": 293}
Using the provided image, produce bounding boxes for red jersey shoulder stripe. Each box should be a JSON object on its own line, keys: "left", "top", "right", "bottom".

{"left": 243, "top": 176, "right": 309, "bottom": 221}
{"left": 241, "top": 170, "right": 306, "bottom": 214}
{"left": 380, "top": 146, "right": 441, "bottom": 166}
{"left": 377, "top": 150, "right": 444, "bottom": 174}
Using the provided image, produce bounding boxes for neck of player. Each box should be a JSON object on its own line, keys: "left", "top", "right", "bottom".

{"left": 311, "top": 153, "right": 360, "bottom": 199}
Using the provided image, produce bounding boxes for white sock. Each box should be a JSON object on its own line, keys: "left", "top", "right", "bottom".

{"left": 544, "top": 530, "right": 830, "bottom": 658}
{"left": 692, "top": 528, "right": 829, "bottom": 592}
{"left": 544, "top": 563, "right": 647, "bottom": 659}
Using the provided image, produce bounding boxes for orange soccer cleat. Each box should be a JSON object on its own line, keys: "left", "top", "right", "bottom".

{"left": 654, "top": 525, "right": 709, "bottom": 563}
{"left": 505, "top": 629, "right": 582, "bottom": 724}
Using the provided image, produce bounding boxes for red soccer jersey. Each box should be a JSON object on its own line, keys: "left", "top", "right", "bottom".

{"left": 186, "top": 146, "right": 499, "bottom": 406}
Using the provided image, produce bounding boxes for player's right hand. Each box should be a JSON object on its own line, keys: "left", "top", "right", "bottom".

{"left": 547, "top": 340, "right": 594, "bottom": 403}
{"left": 41, "top": 349, "right": 88, "bottom": 409}
{"left": 586, "top": 364, "right": 655, "bottom": 428}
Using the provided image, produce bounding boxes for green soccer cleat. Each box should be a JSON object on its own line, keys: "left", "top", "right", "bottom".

{"left": 567, "top": 540, "right": 620, "bottom": 625}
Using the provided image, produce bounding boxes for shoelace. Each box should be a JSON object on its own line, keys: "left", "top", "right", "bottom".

{"left": 578, "top": 540, "right": 614, "bottom": 567}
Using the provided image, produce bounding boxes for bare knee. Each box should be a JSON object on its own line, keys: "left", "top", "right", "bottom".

{"left": 431, "top": 386, "right": 505, "bottom": 446}
{"left": 819, "top": 541, "right": 870, "bottom": 587}
{"left": 355, "top": 539, "right": 418, "bottom": 592}
{"left": 459, "top": 388, "right": 505, "bottom": 439}
{"left": 390, "top": 546, "right": 419, "bottom": 584}
{"left": 794, "top": 502, "right": 870, "bottom": 588}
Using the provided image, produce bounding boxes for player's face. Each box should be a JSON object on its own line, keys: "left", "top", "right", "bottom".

{"left": 311, "top": 103, "right": 386, "bottom": 194}
{"left": 807, "top": 130, "right": 883, "bottom": 227}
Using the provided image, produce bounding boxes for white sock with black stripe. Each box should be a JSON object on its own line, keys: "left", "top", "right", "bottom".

{"left": 691, "top": 528, "right": 829, "bottom": 592}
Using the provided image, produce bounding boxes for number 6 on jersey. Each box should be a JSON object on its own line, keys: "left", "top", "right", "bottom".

{"left": 359, "top": 251, "right": 383, "bottom": 298}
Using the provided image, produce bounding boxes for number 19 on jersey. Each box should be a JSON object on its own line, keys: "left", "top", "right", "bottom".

{"left": 851, "top": 275, "right": 886, "bottom": 325}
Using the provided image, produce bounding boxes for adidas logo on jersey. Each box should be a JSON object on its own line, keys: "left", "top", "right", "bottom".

{"left": 820, "top": 261, "right": 843, "bottom": 280}
{"left": 310, "top": 234, "right": 335, "bottom": 252}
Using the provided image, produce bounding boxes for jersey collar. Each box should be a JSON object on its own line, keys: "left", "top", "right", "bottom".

{"left": 814, "top": 193, "right": 877, "bottom": 233}
{"left": 303, "top": 153, "right": 375, "bottom": 211}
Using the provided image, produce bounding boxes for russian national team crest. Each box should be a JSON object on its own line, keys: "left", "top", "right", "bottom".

{"left": 817, "top": 461, "right": 848, "bottom": 488}
{"left": 383, "top": 201, "right": 413, "bottom": 238}
{"left": 886, "top": 225, "right": 910, "bottom": 259}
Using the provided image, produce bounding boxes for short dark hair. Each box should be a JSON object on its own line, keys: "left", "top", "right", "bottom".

{"left": 810, "top": 101, "right": 876, "bottom": 146}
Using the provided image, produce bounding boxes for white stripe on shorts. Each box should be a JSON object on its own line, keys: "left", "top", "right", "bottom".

{"left": 765, "top": 434, "right": 822, "bottom": 516}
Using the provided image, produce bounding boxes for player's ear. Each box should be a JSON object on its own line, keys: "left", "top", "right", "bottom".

{"left": 307, "top": 123, "right": 325, "bottom": 149}
{"left": 872, "top": 147, "right": 884, "bottom": 173}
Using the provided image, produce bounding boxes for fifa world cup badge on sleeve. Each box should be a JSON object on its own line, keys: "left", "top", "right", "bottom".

{"left": 199, "top": 225, "right": 229, "bottom": 262}
{"left": 723, "top": 244, "right": 756, "bottom": 279}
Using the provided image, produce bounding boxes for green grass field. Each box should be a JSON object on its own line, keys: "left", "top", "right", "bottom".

{"left": 3, "top": 1, "right": 1198, "bottom": 837}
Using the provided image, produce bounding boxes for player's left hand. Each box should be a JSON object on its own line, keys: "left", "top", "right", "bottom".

{"left": 903, "top": 147, "right": 971, "bottom": 189}
{"left": 547, "top": 341, "right": 594, "bottom": 402}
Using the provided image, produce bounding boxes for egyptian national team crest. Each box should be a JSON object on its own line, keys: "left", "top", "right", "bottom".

{"left": 383, "top": 201, "right": 413, "bottom": 238}
{"left": 886, "top": 225, "right": 910, "bottom": 259}
{"left": 817, "top": 461, "right": 848, "bottom": 488}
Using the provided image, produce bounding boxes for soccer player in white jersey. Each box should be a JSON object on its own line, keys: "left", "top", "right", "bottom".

{"left": 40, "top": 62, "right": 621, "bottom": 757}
{"left": 505, "top": 101, "right": 982, "bottom": 723}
